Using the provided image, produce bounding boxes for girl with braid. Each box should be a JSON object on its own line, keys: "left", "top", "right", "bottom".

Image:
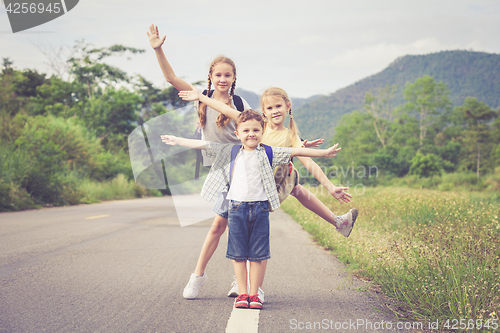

{"left": 178, "top": 86, "right": 358, "bottom": 297}
{"left": 147, "top": 24, "right": 254, "bottom": 300}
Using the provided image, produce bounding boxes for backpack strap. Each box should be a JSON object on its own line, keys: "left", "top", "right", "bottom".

{"left": 203, "top": 89, "right": 244, "bottom": 111}
{"left": 261, "top": 144, "right": 273, "bottom": 168}
{"left": 229, "top": 145, "right": 241, "bottom": 187}
{"left": 202, "top": 89, "right": 214, "bottom": 98}
{"left": 232, "top": 95, "right": 244, "bottom": 111}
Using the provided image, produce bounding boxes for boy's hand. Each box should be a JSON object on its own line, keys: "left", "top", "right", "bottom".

{"left": 324, "top": 143, "right": 341, "bottom": 157}
{"left": 178, "top": 85, "right": 201, "bottom": 101}
{"left": 303, "top": 138, "right": 324, "bottom": 148}
{"left": 330, "top": 186, "right": 352, "bottom": 204}
{"left": 147, "top": 24, "right": 166, "bottom": 50}
{"left": 160, "top": 135, "right": 178, "bottom": 145}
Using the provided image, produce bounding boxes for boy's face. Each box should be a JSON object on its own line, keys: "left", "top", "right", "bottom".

{"left": 234, "top": 119, "right": 264, "bottom": 150}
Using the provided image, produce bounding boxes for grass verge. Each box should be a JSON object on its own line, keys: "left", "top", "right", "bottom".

{"left": 281, "top": 186, "right": 500, "bottom": 325}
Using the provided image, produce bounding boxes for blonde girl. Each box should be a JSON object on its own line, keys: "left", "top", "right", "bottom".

{"left": 259, "top": 88, "right": 356, "bottom": 225}
{"left": 147, "top": 25, "right": 255, "bottom": 300}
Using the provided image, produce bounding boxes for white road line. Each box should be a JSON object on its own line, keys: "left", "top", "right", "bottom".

{"left": 225, "top": 308, "right": 260, "bottom": 333}
{"left": 85, "top": 215, "right": 111, "bottom": 220}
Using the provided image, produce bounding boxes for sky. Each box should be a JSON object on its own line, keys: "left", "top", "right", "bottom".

{"left": 1, "top": 0, "right": 500, "bottom": 98}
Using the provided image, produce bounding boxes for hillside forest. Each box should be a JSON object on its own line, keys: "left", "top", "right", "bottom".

{"left": 1, "top": 45, "right": 499, "bottom": 212}
{"left": 0, "top": 42, "right": 189, "bottom": 212}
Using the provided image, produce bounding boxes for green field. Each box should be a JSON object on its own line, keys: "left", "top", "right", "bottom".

{"left": 281, "top": 186, "right": 500, "bottom": 326}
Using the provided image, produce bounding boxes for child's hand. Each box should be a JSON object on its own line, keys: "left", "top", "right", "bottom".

{"left": 178, "top": 84, "right": 201, "bottom": 101}
{"left": 147, "top": 24, "right": 166, "bottom": 50}
{"left": 324, "top": 143, "right": 341, "bottom": 157}
{"left": 160, "top": 135, "right": 178, "bottom": 145}
{"left": 303, "top": 138, "right": 324, "bottom": 148}
{"left": 330, "top": 186, "right": 352, "bottom": 204}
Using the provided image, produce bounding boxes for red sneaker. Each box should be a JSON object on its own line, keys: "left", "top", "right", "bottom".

{"left": 249, "top": 294, "right": 263, "bottom": 309}
{"left": 234, "top": 294, "right": 249, "bottom": 308}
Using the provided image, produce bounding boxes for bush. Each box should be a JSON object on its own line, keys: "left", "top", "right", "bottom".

{"left": 409, "top": 153, "right": 442, "bottom": 178}
{"left": 0, "top": 181, "right": 37, "bottom": 211}
{"left": 13, "top": 114, "right": 103, "bottom": 205}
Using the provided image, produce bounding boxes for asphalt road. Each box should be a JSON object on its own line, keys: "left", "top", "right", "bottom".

{"left": 0, "top": 196, "right": 412, "bottom": 333}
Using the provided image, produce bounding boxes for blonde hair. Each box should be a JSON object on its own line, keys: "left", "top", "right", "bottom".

{"left": 198, "top": 56, "right": 237, "bottom": 128}
{"left": 260, "top": 87, "right": 300, "bottom": 147}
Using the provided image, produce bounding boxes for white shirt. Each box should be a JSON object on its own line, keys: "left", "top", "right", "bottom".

{"left": 226, "top": 149, "right": 268, "bottom": 202}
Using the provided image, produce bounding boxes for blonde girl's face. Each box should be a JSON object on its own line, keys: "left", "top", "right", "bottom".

{"left": 262, "top": 96, "right": 290, "bottom": 128}
{"left": 211, "top": 62, "right": 235, "bottom": 93}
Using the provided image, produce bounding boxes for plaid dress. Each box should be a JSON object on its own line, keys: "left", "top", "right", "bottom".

{"left": 200, "top": 142, "right": 292, "bottom": 211}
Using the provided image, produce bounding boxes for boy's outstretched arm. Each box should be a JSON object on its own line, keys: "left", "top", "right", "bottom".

{"left": 160, "top": 135, "right": 206, "bottom": 149}
{"left": 147, "top": 24, "right": 191, "bottom": 91}
{"left": 179, "top": 85, "right": 241, "bottom": 121}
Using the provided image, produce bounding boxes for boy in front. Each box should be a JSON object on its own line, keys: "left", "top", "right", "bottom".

{"left": 161, "top": 110, "right": 343, "bottom": 309}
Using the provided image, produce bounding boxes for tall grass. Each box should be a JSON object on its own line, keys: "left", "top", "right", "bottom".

{"left": 281, "top": 187, "right": 500, "bottom": 324}
{"left": 78, "top": 174, "right": 161, "bottom": 203}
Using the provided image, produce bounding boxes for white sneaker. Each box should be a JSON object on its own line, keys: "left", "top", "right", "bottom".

{"left": 335, "top": 208, "right": 358, "bottom": 237}
{"left": 258, "top": 287, "right": 265, "bottom": 304}
{"left": 183, "top": 273, "right": 207, "bottom": 299}
{"left": 227, "top": 276, "right": 239, "bottom": 297}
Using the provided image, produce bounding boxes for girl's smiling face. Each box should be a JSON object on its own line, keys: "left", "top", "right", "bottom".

{"left": 262, "top": 96, "right": 290, "bottom": 129}
{"left": 211, "top": 62, "right": 235, "bottom": 93}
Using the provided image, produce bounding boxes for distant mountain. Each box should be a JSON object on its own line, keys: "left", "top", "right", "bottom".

{"left": 235, "top": 88, "right": 322, "bottom": 111}
{"left": 293, "top": 50, "right": 500, "bottom": 142}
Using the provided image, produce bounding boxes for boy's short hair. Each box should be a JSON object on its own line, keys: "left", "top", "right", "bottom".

{"left": 236, "top": 109, "right": 265, "bottom": 130}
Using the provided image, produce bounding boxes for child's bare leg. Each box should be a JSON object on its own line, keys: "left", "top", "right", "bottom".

{"left": 249, "top": 261, "right": 265, "bottom": 296}
{"left": 233, "top": 260, "right": 248, "bottom": 295}
{"left": 290, "top": 184, "right": 337, "bottom": 225}
{"left": 259, "top": 260, "right": 267, "bottom": 289}
{"left": 194, "top": 214, "right": 227, "bottom": 276}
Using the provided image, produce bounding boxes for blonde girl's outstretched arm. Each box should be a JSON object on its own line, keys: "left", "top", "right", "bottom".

{"left": 296, "top": 155, "right": 351, "bottom": 204}
{"left": 147, "top": 24, "right": 192, "bottom": 92}
{"left": 291, "top": 144, "right": 352, "bottom": 204}
{"left": 179, "top": 85, "right": 241, "bottom": 121}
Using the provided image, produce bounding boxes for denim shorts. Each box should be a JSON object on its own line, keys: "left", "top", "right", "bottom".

{"left": 226, "top": 200, "right": 270, "bottom": 262}
{"left": 213, "top": 191, "right": 229, "bottom": 219}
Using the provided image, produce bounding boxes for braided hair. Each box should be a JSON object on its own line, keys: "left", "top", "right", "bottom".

{"left": 198, "top": 56, "right": 237, "bottom": 128}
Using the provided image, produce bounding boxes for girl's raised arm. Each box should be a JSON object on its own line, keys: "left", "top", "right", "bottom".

{"left": 179, "top": 85, "right": 241, "bottom": 121}
{"left": 147, "top": 24, "right": 192, "bottom": 92}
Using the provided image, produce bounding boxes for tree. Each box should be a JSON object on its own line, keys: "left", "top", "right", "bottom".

{"left": 68, "top": 41, "right": 145, "bottom": 99}
{"left": 456, "top": 98, "right": 498, "bottom": 177}
{"left": 403, "top": 76, "right": 452, "bottom": 149}
{"left": 363, "top": 85, "right": 398, "bottom": 148}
